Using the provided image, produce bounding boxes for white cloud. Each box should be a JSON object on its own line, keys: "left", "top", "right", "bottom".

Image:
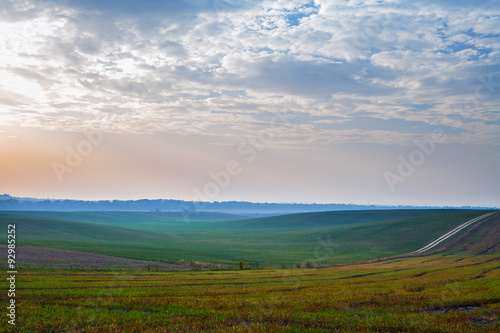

{"left": 0, "top": 0, "right": 499, "bottom": 146}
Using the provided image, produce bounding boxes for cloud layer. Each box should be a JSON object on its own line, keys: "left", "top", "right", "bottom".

{"left": 1, "top": 0, "right": 499, "bottom": 146}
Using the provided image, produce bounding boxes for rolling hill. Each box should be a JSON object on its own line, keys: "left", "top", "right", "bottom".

{"left": 216, "top": 209, "right": 471, "bottom": 228}
{"left": 0, "top": 209, "right": 496, "bottom": 266}
{"left": 438, "top": 212, "right": 500, "bottom": 255}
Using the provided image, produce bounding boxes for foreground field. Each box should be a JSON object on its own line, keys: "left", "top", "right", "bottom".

{"left": 8, "top": 254, "right": 499, "bottom": 332}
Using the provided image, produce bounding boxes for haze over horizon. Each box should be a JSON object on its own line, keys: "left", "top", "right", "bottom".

{"left": 1, "top": 0, "right": 499, "bottom": 207}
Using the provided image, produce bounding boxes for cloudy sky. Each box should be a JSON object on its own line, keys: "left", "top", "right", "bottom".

{"left": 0, "top": 0, "right": 499, "bottom": 207}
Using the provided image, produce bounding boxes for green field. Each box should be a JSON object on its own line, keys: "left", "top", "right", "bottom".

{"left": 0, "top": 209, "right": 495, "bottom": 265}
{"left": 1, "top": 209, "right": 499, "bottom": 332}
{"left": 6, "top": 254, "right": 499, "bottom": 332}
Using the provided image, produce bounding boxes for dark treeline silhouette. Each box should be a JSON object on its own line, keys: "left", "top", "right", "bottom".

{"left": 0, "top": 194, "right": 494, "bottom": 213}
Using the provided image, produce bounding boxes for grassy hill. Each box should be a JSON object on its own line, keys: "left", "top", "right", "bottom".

{"left": 439, "top": 212, "right": 500, "bottom": 255}
{"left": 0, "top": 211, "right": 248, "bottom": 227}
{"left": 0, "top": 209, "right": 495, "bottom": 266}
{"left": 218, "top": 209, "right": 470, "bottom": 228}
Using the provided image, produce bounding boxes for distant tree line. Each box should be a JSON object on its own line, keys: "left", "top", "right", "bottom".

{"left": 0, "top": 194, "right": 493, "bottom": 212}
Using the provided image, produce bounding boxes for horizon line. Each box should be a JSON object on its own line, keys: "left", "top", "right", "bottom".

{"left": 1, "top": 194, "right": 498, "bottom": 210}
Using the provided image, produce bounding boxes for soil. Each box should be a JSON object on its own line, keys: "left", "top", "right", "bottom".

{"left": 2, "top": 245, "right": 188, "bottom": 270}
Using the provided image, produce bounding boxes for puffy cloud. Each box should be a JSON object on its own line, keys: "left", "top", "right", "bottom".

{"left": 0, "top": 0, "right": 499, "bottom": 146}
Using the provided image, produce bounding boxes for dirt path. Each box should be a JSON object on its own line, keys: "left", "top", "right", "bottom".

{"left": 412, "top": 212, "right": 497, "bottom": 254}
{"left": 2, "top": 245, "right": 188, "bottom": 270}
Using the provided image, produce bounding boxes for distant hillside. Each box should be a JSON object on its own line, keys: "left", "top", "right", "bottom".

{"left": 1, "top": 209, "right": 495, "bottom": 265}
{"left": 219, "top": 209, "right": 473, "bottom": 228}
{"left": 437, "top": 212, "right": 500, "bottom": 255}
{"left": 0, "top": 194, "right": 495, "bottom": 214}
{"left": 0, "top": 211, "right": 248, "bottom": 228}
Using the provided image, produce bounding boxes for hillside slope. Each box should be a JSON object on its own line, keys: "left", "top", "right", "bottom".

{"left": 0, "top": 211, "right": 248, "bottom": 228}
{"left": 437, "top": 212, "right": 500, "bottom": 255}
{"left": 0, "top": 210, "right": 495, "bottom": 265}
{"left": 218, "top": 209, "right": 470, "bottom": 228}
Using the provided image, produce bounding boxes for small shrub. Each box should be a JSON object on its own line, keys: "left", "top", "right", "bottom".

{"left": 238, "top": 260, "right": 244, "bottom": 270}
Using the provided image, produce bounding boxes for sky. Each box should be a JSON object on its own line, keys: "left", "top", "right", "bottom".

{"left": 0, "top": 0, "right": 499, "bottom": 207}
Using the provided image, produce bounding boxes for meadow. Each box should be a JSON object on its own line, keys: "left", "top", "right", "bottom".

{"left": 6, "top": 254, "right": 499, "bottom": 332}
{"left": 0, "top": 209, "right": 492, "bottom": 266}
{"left": 1, "top": 209, "right": 498, "bottom": 332}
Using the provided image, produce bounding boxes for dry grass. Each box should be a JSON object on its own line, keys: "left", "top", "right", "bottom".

{"left": 5, "top": 254, "right": 499, "bottom": 332}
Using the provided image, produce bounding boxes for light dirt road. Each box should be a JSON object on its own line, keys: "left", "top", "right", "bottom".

{"left": 412, "top": 212, "right": 497, "bottom": 254}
